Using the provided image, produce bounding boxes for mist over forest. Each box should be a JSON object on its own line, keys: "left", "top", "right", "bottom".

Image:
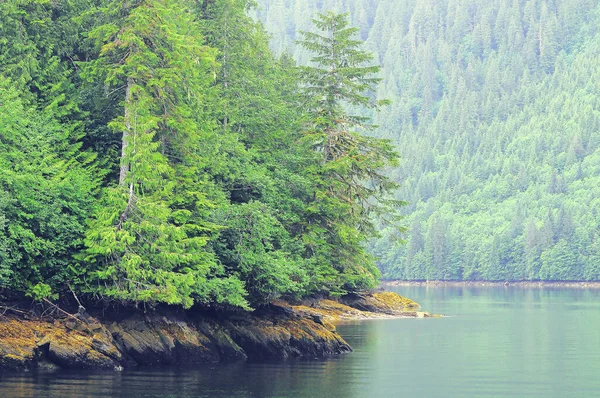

{"left": 256, "top": 0, "right": 600, "bottom": 281}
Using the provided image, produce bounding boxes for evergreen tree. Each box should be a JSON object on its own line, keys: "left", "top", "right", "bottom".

{"left": 80, "top": 0, "right": 247, "bottom": 309}
{"left": 298, "top": 12, "right": 402, "bottom": 293}
{"left": 0, "top": 79, "right": 97, "bottom": 298}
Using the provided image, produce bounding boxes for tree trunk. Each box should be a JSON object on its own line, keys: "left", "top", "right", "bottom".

{"left": 119, "top": 77, "right": 133, "bottom": 185}
{"left": 116, "top": 77, "right": 135, "bottom": 230}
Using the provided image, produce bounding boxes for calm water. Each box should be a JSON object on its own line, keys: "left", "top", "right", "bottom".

{"left": 2, "top": 286, "right": 600, "bottom": 397}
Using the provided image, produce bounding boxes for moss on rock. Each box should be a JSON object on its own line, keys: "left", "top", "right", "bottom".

{"left": 291, "top": 291, "right": 427, "bottom": 323}
{"left": 0, "top": 290, "right": 432, "bottom": 370}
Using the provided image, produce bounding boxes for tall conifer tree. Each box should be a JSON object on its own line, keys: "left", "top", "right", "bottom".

{"left": 80, "top": 0, "right": 247, "bottom": 308}
{"left": 298, "top": 12, "right": 401, "bottom": 293}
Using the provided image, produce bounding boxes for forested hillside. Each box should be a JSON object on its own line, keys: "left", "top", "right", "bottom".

{"left": 256, "top": 0, "right": 600, "bottom": 281}
{"left": 0, "top": 0, "right": 398, "bottom": 308}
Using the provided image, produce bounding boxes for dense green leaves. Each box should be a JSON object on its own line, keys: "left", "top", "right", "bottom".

{"left": 78, "top": 0, "right": 251, "bottom": 309}
{"left": 213, "top": 201, "right": 308, "bottom": 304}
{"left": 0, "top": 0, "right": 397, "bottom": 308}
{"left": 0, "top": 80, "right": 97, "bottom": 294}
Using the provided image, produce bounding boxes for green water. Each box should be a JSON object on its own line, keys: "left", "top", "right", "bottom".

{"left": 1, "top": 286, "right": 599, "bottom": 397}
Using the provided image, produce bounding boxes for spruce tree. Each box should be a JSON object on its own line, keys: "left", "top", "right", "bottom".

{"left": 80, "top": 0, "right": 248, "bottom": 309}
{"left": 0, "top": 79, "right": 97, "bottom": 298}
{"left": 298, "top": 12, "right": 401, "bottom": 293}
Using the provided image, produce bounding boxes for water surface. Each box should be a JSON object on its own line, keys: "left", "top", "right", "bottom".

{"left": 2, "top": 286, "right": 599, "bottom": 397}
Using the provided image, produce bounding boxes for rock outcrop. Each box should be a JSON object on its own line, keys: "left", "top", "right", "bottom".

{"left": 289, "top": 291, "right": 436, "bottom": 322}
{"left": 0, "top": 292, "right": 429, "bottom": 371}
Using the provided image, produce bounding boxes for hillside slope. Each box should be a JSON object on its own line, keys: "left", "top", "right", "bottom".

{"left": 256, "top": 0, "right": 600, "bottom": 281}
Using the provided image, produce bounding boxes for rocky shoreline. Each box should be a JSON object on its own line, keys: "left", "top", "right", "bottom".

{"left": 0, "top": 292, "right": 431, "bottom": 371}
{"left": 382, "top": 280, "right": 600, "bottom": 288}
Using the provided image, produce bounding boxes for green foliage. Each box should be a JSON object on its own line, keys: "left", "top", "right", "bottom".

{"left": 77, "top": 0, "right": 253, "bottom": 309}
{"left": 0, "top": 79, "right": 97, "bottom": 292}
{"left": 27, "top": 283, "right": 58, "bottom": 301}
{"left": 0, "top": 0, "right": 404, "bottom": 311}
{"left": 213, "top": 201, "right": 308, "bottom": 304}
{"left": 297, "top": 12, "right": 401, "bottom": 293}
{"left": 258, "top": 0, "right": 600, "bottom": 282}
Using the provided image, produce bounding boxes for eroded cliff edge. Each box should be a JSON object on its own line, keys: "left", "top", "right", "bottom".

{"left": 0, "top": 292, "right": 431, "bottom": 371}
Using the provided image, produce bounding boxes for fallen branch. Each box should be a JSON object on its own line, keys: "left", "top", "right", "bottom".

{"left": 42, "top": 298, "right": 84, "bottom": 324}
{"left": 68, "top": 283, "right": 86, "bottom": 316}
{"left": 0, "top": 305, "right": 29, "bottom": 317}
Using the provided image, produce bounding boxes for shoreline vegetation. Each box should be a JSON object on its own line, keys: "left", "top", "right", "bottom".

{"left": 0, "top": 291, "right": 434, "bottom": 372}
{"left": 382, "top": 280, "right": 600, "bottom": 289}
{"left": 0, "top": 3, "right": 414, "bottom": 375}
{"left": 0, "top": 2, "right": 402, "bottom": 320}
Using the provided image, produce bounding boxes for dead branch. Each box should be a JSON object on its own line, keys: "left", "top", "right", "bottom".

{"left": 0, "top": 305, "right": 29, "bottom": 317}
{"left": 42, "top": 298, "right": 85, "bottom": 325}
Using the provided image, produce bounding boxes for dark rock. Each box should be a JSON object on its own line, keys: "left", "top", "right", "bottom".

{"left": 195, "top": 320, "right": 247, "bottom": 361}
{"left": 267, "top": 303, "right": 297, "bottom": 319}
{"left": 0, "top": 301, "right": 357, "bottom": 371}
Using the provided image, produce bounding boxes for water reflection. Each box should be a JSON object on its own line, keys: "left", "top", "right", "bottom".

{"left": 1, "top": 286, "right": 600, "bottom": 397}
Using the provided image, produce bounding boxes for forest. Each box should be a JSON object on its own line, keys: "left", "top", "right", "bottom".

{"left": 3, "top": 0, "right": 600, "bottom": 313}
{"left": 256, "top": 0, "right": 600, "bottom": 281}
{"left": 0, "top": 0, "right": 400, "bottom": 308}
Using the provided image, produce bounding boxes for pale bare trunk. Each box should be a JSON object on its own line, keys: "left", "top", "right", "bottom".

{"left": 119, "top": 77, "right": 133, "bottom": 185}
{"left": 223, "top": 15, "right": 229, "bottom": 128}
{"left": 117, "top": 78, "right": 135, "bottom": 230}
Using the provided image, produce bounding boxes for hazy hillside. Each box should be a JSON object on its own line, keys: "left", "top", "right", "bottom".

{"left": 256, "top": 0, "right": 600, "bottom": 281}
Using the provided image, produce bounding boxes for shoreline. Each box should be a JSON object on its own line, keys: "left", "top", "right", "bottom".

{"left": 381, "top": 280, "right": 600, "bottom": 289}
{"left": 289, "top": 292, "right": 438, "bottom": 324}
{"left": 0, "top": 292, "right": 429, "bottom": 371}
